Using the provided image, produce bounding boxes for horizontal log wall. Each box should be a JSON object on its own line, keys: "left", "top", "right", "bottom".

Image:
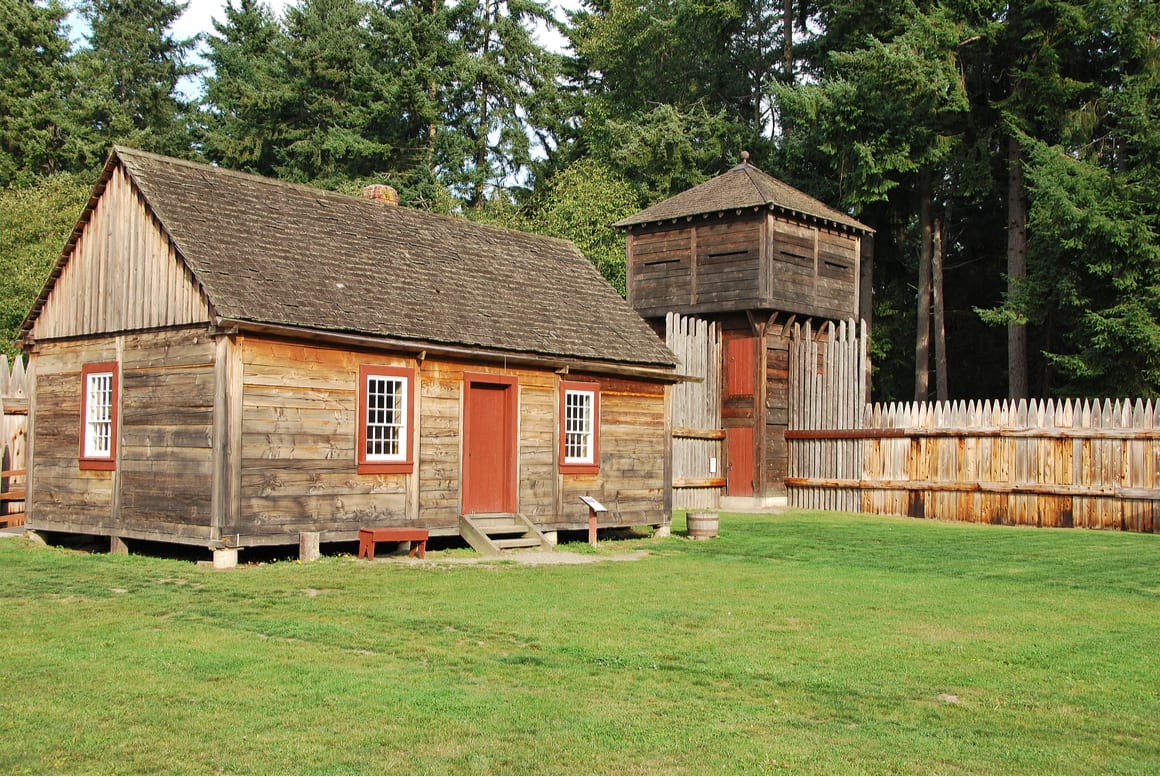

{"left": 789, "top": 396, "right": 1160, "bottom": 533}
{"left": 557, "top": 375, "right": 670, "bottom": 529}
{"left": 237, "top": 339, "right": 670, "bottom": 538}
{"left": 767, "top": 216, "right": 859, "bottom": 322}
{"left": 237, "top": 337, "right": 411, "bottom": 538}
{"left": 29, "top": 164, "right": 211, "bottom": 341}
{"left": 27, "top": 329, "right": 216, "bottom": 541}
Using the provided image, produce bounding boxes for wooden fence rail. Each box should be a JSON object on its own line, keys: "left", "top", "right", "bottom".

{"left": 788, "top": 397, "right": 1160, "bottom": 532}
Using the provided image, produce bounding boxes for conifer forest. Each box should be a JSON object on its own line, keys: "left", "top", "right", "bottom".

{"left": 2, "top": 0, "right": 1159, "bottom": 400}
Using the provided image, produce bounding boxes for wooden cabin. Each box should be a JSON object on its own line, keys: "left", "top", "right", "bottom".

{"left": 20, "top": 147, "right": 678, "bottom": 561}
{"left": 616, "top": 157, "right": 873, "bottom": 508}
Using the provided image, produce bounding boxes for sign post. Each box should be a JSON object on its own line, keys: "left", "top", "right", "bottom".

{"left": 578, "top": 495, "right": 607, "bottom": 547}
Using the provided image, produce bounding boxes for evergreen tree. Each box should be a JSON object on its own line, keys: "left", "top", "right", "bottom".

{"left": 274, "top": 0, "right": 398, "bottom": 185}
{"left": 69, "top": 0, "right": 201, "bottom": 168}
{"left": 0, "top": 0, "right": 73, "bottom": 185}
{"left": 442, "top": 0, "right": 562, "bottom": 208}
{"left": 1008, "top": 0, "right": 1160, "bottom": 396}
{"left": 0, "top": 173, "right": 90, "bottom": 357}
{"left": 201, "top": 0, "right": 290, "bottom": 176}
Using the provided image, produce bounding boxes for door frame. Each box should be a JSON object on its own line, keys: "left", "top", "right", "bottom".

{"left": 460, "top": 373, "right": 519, "bottom": 514}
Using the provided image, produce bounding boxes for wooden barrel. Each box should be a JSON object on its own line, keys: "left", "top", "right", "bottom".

{"left": 686, "top": 511, "right": 719, "bottom": 539}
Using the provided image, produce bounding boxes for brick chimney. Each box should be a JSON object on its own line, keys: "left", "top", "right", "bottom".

{"left": 361, "top": 184, "right": 399, "bottom": 206}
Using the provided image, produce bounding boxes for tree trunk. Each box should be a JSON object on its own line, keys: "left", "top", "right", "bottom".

{"left": 933, "top": 216, "right": 948, "bottom": 401}
{"left": 914, "top": 166, "right": 932, "bottom": 402}
{"left": 427, "top": 0, "right": 439, "bottom": 162}
{"left": 471, "top": 0, "right": 495, "bottom": 209}
{"left": 782, "top": 0, "right": 793, "bottom": 83}
{"left": 1007, "top": 135, "right": 1029, "bottom": 400}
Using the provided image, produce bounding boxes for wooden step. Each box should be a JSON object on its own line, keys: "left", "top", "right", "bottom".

{"left": 493, "top": 537, "right": 543, "bottom": 549}
{"left": 468, "top": 517, "right": 527, "bottom": 533}
{"left": 459, "top": 512, "right": 554, "bottom": 556}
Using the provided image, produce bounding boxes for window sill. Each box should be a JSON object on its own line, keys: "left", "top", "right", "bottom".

{"left": 357, "top": 461, "right": 414, "bottom": 475}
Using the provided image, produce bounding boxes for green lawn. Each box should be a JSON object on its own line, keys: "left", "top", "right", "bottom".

{"left": 1, "top": 511, "right": 1158, "bottom": 775}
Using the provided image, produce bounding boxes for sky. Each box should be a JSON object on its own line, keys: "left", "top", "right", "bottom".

{"left": 171, "top": 0, "right": 571, "bottom": 57}
{"left": 171, "top": 0, "right": 295, "bottom": 44}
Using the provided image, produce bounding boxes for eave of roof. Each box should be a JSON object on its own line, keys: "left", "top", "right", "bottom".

{"left": 613, "top": 162, "right": 873, "bottom": 236}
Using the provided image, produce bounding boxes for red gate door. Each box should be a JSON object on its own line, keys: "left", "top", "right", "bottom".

{"left": 462, "top": 374, "right": 518, "bottom": 514}
{"left": 726, "top": 426, "right": 754, "bottom": 497}
{"left": 723, "top": 331, "right": 758, "bottom": 497}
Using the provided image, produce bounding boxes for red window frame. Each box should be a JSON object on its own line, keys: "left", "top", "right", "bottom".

{"left": 559, "top": 379, "right": 600, "bottom": 475}
{"left": 79, "top": 361, "right": 119, "bottom": 471}
{"left": 357, "top": 364, "right": 416, "bottom": 474}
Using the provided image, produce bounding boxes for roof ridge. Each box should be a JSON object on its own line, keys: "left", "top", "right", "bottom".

{"left": 739, "top": 164, "right": 769, "bottom": 202}
{"left": 111, "top": 145, "right": 580, "bottom": 251}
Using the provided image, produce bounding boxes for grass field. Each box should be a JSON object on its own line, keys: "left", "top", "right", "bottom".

{"left": 1, "top": 511, "right": 1158, "bottom": 775}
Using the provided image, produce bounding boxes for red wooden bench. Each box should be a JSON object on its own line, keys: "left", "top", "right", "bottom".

{"left": 358, "top": 527, "right": 429, "bottom": 560}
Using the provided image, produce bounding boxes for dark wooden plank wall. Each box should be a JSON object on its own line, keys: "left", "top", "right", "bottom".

{"left": 695, "top": 221, "right": 761, "bottom": 306}
{"left": 767, "top": 217, "right": 859, "bottom": 322}
{"left": 628, "top": 213, "right": 860, "bottom": 322}
{"left": 629, "top": 228, "right": 694, "bottom": 312}
{"left": 27, "top": 329, "right": 217, "bottom": 542}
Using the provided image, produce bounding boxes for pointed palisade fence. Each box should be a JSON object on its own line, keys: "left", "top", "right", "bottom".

{"left": 787, "top": 319, "right": 867, "bottom": 514}
{"left": 1, "top": 355, "right": 28, "bottom": 527}
{"left": 667, "top": 312, "right": 724, "bottom": 510}
{"left": 790, "top": 392, "right": 1160, "bottom": 532}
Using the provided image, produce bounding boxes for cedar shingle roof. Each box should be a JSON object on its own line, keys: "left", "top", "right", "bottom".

{"left": 56, "top": 147, "right": 677, "bottom": 367}
{"left": 613, "top": 161, "right": 872, "bottom": 235}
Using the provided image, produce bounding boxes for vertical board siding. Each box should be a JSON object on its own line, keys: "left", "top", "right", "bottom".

{"left": 667, "top": 312, "right": 723, "bottom": 510}
{"left": 28, "top": 165, "right": 211, "bottom": 341}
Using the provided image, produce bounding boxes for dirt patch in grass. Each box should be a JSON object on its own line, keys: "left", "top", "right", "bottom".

{"left": 374, "top": 549, "right": 651, "bottom": 566}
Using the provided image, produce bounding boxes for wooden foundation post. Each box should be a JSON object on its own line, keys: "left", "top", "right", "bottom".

{"left": 109, "top": 535, "right": 128, "bottom": 555}
{"left": 299, "top": 531, "right": 320, "bottom": 563}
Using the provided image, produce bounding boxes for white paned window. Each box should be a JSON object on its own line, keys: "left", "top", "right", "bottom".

{"left": 84, "top": 370, "right": 114, "bottom": 458}
{"left": 364, "top": 373, "right": 408, "bottom": 461}
{"left": 563, "top": 388, "right": 596, "bottom": 464}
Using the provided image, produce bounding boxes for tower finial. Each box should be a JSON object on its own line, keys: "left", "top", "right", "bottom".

{"left": 740, "top": 150, "right": 750, "bottom": 165}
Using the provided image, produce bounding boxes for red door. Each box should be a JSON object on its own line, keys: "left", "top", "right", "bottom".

{"left": 723, "top": 331, "right": 758, "bottom": 497}
{"left": 462, "top": 375, "right": 517, "bottom": 514}
{"left": 726, "top": 426, "right": 754, "bottom": 496}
